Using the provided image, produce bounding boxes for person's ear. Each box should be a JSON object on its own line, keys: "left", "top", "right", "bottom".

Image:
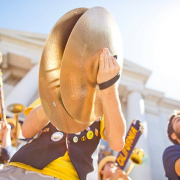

{"left": 171, "top": 132, "right": 177, "bottom": 140}
{"left": 101, "top": 169, "right": 104, "bottom": 175}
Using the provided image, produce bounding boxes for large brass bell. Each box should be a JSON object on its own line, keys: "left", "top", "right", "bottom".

{"left": 126, "top": 148, "right": 147, "bottom": 175}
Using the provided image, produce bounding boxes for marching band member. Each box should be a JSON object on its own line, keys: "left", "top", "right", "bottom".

{"left": 0, "top": 7, "right": 126, "bottom": 180}
{"left": 0, "top": 48, "right": 126, "bottom": 180}
{"left": 163, "top": 110, "right": 180, "bottom": 180}
{"left": 98, "top": 155, "right": 131, "bottom": 180}
{"left": 0, "top": 56, "right": 22, "bottom": 170}
{"left": 98, "top": 156, "right": 131, "bottom": 180}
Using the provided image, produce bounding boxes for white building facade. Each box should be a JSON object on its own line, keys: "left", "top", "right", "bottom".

{"left": 0, "top": 28, "right": 178, "bottom": 180}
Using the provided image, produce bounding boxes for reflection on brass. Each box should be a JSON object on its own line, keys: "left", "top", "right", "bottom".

{"left": 130, "top": 148, "right": 145, "bottom": 165}
{"left": 7, "top": 104, "right": 25, "bottom": 114}
{"left": 126, "top": 148, "right": 146, "bottom": 175}
{"left": 6, "top": 118, "right": 21, "bottom": 147}
{"left": 39, "top": 7, "right": 123, "bottom": 133}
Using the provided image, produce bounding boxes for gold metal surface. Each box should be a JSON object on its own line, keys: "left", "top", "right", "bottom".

{"left": 7, "top": 104, "right": 25, "bottom": 114}
{"left": 60, "top": 7, "right": 123, "bottom": 122}
{"left": 6, "top": 118, "right": 21, "bottom": 147}
{"left": 7, "top": 103, "right": 25, "bottom": 148}
{"left": 126, "top": 148, "right": 146, "bottom": 175}
{"left": 39, "top": 7, "right": 123, "bottom": 133}
{"left": 39, "top": 8, "right": 90, "bottom": 133}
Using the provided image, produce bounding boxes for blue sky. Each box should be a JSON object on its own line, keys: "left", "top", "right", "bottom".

{"left": 1, "top": 0, "right": 180, "bottom": 100}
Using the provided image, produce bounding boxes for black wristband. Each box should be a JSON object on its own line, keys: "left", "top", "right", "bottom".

{"left": 98, "top": 55, "right": 119, "bottom": 90}
{"left": 98, "top": 73, "right": 120, "bottom": 90}
{"left": 113, "top": 55, "right": 117, "bottom": 59}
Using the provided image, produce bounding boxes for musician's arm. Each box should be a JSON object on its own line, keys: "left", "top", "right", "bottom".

{"left": 22, "top": 105, "right": 49, "bottom": 138}
{"left": 97, "top": 48, "right": 126, "bottom": 151}
{"left": 101, "top": 85, "right": 126, "bottom": 151}
{"left": 1, "top": 122, "right": 11, "bottom": 148}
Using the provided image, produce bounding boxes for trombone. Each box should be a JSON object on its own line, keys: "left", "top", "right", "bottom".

{"left": 126, "top": 148, "right": 147, "bottom": 175}
{"left": 7, "top": 103, "right": 25, "bottom": 148}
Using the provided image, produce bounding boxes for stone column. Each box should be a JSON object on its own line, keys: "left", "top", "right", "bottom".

{"left": 0, "top": 51, "right": 8, "bottom": 68}
{"left": 126, "top": 91, "right": 152, "bottom": 180}
{"left": 5, "top": 64, "right": 39, "bottom": 118}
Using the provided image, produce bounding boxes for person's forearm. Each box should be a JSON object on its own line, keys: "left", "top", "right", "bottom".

{"left": 1, "top": 129, "right": 11, "bottom": 148}
{"left": 22, "top": 105, "right": 49, "bottom": 138}
{"left": 101, "top": 85, "right": 126, "bottom": 151}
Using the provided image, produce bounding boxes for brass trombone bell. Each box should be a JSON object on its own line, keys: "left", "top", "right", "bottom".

{"left": 130, "top": 148, "right": 145, "bottom": 165}
{"left": 7, "top": 103, "right": 25, "bottom": 114}
{"left": 126, "top": 148, "right": 147, "bottom": 175}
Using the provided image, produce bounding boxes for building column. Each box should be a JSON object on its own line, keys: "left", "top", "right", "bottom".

{"left": 5, "top": 64, "right": 39, "bottom": 118}
{"left": 126, "top": 91, "right": 152, "bottom": 180}
{"left": 0, "top": 50, "right": 8, "bottom": 68}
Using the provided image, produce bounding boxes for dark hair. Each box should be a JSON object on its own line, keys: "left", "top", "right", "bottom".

{"left": 167, "top": 110, "right": 180, "bottom": 145}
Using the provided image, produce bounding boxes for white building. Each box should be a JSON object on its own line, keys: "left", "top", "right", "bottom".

{"left": 0, "top": 28, "right": 178, "bottom": 180}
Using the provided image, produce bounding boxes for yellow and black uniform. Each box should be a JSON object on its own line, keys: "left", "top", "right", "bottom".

{"left": 8, "top": 98, "right": 105, "bottom": 180}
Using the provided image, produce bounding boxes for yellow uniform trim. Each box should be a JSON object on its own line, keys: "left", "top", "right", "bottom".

{"left": 8, "top": 152, "right": 79, "bottom": 180}
{"left": 100, "top": 116, "right": 106, "bottom": 140}
{"left": 24, "top": 98, "right": 41, "bottom": 116}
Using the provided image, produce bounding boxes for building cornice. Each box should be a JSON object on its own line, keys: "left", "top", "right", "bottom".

{"left": 0, "top": 28, "right": 47, "bottom": 44}
{"left": 123, "top": 59, "right": 152, "bottom": 84}
{"left": 0, "top": 31, "right": 45, "bottom": 46}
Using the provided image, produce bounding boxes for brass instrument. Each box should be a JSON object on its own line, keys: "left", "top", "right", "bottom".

{"left": 126, "top": 148, "right": 147, "bottom": 175}
{"left": 7, "top": 104, "right": 25, "bottom": 148}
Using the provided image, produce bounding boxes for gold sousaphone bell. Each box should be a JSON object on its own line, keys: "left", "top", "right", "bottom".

{"left": 39, "top": 7, "right": 123, "bottom": 133}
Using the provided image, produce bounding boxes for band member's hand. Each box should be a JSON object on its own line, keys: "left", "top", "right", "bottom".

{"left": 0, "top": 121, "right": 11, "bottom": 132}
{"left": 0, "top": 121, "right": 11, "bottom": 141}
{"left": 110, "top": 168, "right": 131, "bottom": 180}
{"left": 97, "top": 48, "right": 120, "bottom": 84}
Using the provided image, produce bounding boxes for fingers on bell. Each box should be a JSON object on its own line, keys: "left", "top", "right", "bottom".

{"left": 99, "top": 53, "right": 105, "bottom": 69}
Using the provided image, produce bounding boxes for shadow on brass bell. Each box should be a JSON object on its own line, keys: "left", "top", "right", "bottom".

{"left": 126, "top": 148, "right": 148, "bottom": 175}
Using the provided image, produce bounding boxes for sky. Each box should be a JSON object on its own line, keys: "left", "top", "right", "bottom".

{"left": 1, "top": 0, "right": 180, "bottom": 101}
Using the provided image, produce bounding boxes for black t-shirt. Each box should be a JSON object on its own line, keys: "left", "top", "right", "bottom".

{"left": 163, "top": 145, "right": 180, "bottom": 180}
{"left": 0, "top": 148, "right": 10, "bottom": 164}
